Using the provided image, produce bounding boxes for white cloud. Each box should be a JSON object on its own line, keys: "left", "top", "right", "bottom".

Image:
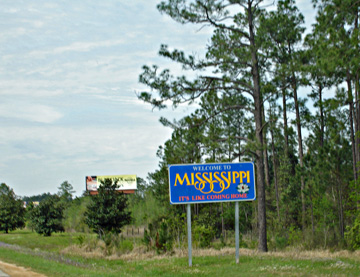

{"left": 0, "top": 81, "right": 65, "bottom": 97}
{"left": 0, "top": 102, "right": 63, "bottom": 123}
{"left": 0, "top": 123, "right": 171, "bottom": 195}
{"left": 25, "top": 39, "right": 128, "bottom": 58}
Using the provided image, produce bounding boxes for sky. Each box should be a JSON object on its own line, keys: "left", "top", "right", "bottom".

{"left": 0, "top": 1, "right": 316, "bottom": 197}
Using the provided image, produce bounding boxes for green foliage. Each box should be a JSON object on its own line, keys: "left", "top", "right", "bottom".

{"left": 143, "top": 218, "right": 174, "bottom": 254}
{"left": 84, "top": 178, "right": 131, "bottom": 238}
{"left": 288, "top": 226, "right": 302, "bottom": 246}
{"left": 75, "top": 234, "right": 86, "bottom": 246}
{"left": 115, "top": 237, "right": 133, "bottom": 254}
{"left": 30, "top": 195, "right": 65, "bottom": 236}
{"left": 22, "top": 192, "right": 53, "bottom": 203}
{"left": 127, "top": 177, "right": 168, "bottom": 227}
{"left": 63, "top": 196, "right": 90, "bottom": 232}
{"left": 143, "top": 228, "right": 152, "bottom": 250}
{"left": 193, "top": 224, "right": 215, "bottom": 248}
{"left": 345, "top": 213, "right": 360, "bottom": 250}
{"left": 57, "top": 181, "right": 75, "bottom": 202}
{"left": 156, "top": 219, "right": 173, "bottom": 253}
{"left": 0, "top": 183, "right": 26, "bottom": 233}
{"left": 275, "top": 235, "right": 288, "bottom": 250}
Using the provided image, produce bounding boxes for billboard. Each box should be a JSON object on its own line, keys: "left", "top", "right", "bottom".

{"left": 86, "top": 175, "right": 137, "bottom": 194}
{"left": 168, "top": 162, "right": 255, "bottom": 204}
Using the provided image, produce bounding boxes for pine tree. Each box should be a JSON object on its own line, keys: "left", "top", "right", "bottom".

{"left": 139, "top": 0, "right": 272, "bottom": 252}
{"left": 31, "top": 194, "right": 65, "bottom": 236}
{"left": 85, "top": 178, "right": 131, "bottom": 237}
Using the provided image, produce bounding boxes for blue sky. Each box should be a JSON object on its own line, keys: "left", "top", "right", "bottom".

{"left": 0, "top": 1, "right": 316, "bottom": 197}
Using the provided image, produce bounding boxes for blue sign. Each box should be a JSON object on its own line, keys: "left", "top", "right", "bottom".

{"left": 168, "top": 162, "right": 256, "bottom": 204}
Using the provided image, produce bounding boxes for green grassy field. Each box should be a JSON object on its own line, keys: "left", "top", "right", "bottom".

{"left": 0, "top": 230, "right": 359, "bottom": 276}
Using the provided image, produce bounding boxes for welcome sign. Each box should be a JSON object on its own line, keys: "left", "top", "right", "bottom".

{"left": 168, "top": 162, "right": 256, "bottom": 204}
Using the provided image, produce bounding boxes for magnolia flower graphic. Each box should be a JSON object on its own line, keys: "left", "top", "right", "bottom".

{"left": 237, "top": 184, "right": 249, "bottom": 194}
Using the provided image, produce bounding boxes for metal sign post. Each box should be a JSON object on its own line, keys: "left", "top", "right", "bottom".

{"left": 187, "top": 204, "right": 192, "bottom": 267}
{"left": 235, "top": 201, "right": 239, "bottom": 264}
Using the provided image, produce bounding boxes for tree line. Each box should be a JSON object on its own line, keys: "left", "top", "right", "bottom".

{"left": 137, "top": 0, "right": 360, "bottom": 252}
{"left": 0, "top": 181, "right": 131, "bottom": 238}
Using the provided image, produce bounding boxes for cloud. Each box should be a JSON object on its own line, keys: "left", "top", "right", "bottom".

{"left": 0, "top": 123, "right": 172, "bottom": 195}
{"left": 0, "top": 102, "right": 63, "bottom": 123}
{"left": 28, "top": 39, "right": 127, "bottom": 57}
{"left": 0, "top": 81, "right": 64, "bottom": 97}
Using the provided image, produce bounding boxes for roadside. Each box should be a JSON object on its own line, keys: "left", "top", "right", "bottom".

{"left": 0, "top": 260, "right": 45, "bottom": 277}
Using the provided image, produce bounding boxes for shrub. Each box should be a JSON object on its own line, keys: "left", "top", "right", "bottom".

{"left": 275, "top": 235, "right": 288, "bottom": 250}
{"left": 193, "top": 224, "right": 215, "bottom": 248}
{"left": 115, "top": 239, "right": 133, "bottom": 254}
{"left": 345, "top": 214, "right": 360, "bottom": 250}
{"left": 288, "top": 226, "right": 302, "bottom": 246}
{"left": 156, "top": 219, "right": 173, "bottom": 254}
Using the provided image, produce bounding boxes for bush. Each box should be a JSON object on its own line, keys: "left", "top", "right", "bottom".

{"left": 63, "top": 196, "right": 91, "bottom": 233}
{"left": 288, "top": 226, "right": 302, "bottom": 246}
{"left": 275, "top": 235, "right": 288, "bottom": 250}
{"left": 345, "top": 214, "right": 360, "bottom": 250}
{"left": 193, "top": 224, "right": 215, "bottom": 248}
{"left": 156, "top": 219, "right": 173, "bottom": 254}
{"left": 76, "top": 234, "right": 86, "bottom": 246}
{"left": 115, "top": 238, "right": 133, "bottom": 254}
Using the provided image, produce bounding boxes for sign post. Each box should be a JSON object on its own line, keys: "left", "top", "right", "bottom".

{"left": 168, "top": 162, "right": 256, "bottom": 266}
{"left": 235, "top": 201, "right": 239, "bottom": 264}
{"left": 187, "top": 204, "right": 192, "bottom": 267}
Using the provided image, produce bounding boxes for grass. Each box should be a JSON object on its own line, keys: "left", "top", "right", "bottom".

{"left": 0, "top": 229, "right": 91, "bottom": 252}
{"left": 0, "top": 230, "right": 360, "bottom": 276}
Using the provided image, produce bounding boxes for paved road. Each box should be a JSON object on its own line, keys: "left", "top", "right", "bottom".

{"left": 0, "top": 269, "right": 9, "bottom": 277}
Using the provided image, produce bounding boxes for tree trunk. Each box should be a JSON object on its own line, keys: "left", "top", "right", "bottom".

{"left": 318, "top": 83, "right": 324, "bottom": 148}
{"left": 269, "top": 106, "right": 280, "bottom": 222}
{"left": 262, "top": 108, "right": 271, "bottom": 189}
{"left": 248, "top": 1, "right": 267, "bottom": 252}
{"left": 355, "top": 12, "right": 360, "bottom": 189}
{"left": 282, "top": 87, "right": 289, "bottom": 158}
{"left": 337, "top": 177, "right": 344, "bottom": 238}
{"left": 271, "top": 127, "right": 280, "bottom": 222}
{"left": 346, "top": 74, "right": 358, "bottom": 183}
{"left": 292, "top": 72, "right": 306, "bottom": 231}
{"left": 309, "top": 191, "right": 315, "bottom": 236}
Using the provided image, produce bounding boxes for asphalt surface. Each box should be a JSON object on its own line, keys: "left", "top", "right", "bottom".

{"left": 0, "top": 269, "right": 9, "bottom": 277}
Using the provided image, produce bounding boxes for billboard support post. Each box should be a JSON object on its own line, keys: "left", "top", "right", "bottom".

{"left": 235, "top": 201, "right": 239, "bottom": 264}
{"left": 187, "top": 204, "right": 192, "bottom": 267}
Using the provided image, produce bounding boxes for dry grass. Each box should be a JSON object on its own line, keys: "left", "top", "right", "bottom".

{"left": 61, "top": 242, "right": 360, "bottom": 262}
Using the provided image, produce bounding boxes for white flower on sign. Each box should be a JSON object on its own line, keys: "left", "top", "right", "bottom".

{"left": 237, "top": 184, "right": 249, "bottom": 193}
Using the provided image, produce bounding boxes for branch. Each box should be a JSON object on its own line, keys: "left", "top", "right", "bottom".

{"left": 200, "top": 76, "right": 254, "bottom": 95}
{"left": 199, "top": 2, "right": 250, "bottom": 39}
{"left": 216, "top": 136, "right": 249, "bottom": 142}
{"left": 192, "top": 104, "right": 252, "bottom": 128}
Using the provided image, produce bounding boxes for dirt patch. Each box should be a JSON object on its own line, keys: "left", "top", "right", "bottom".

{"left": 0, "top": 260, "right": 45, "bottom": 277}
